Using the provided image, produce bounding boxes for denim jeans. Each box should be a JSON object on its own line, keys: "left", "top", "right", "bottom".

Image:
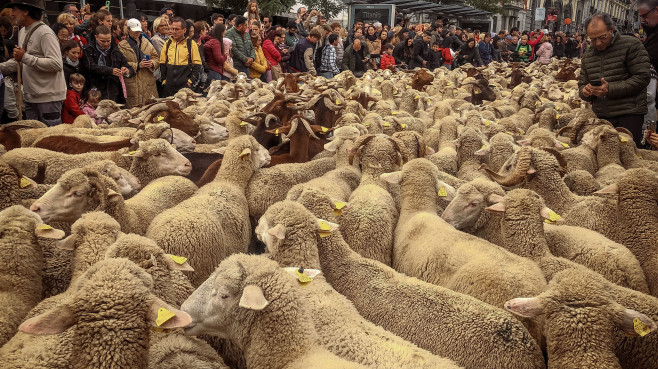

{"left": 208, "top": 70, "right": 229, "bottom": 82}
{"left": 319, "top": 71, "right": 334, "bottom": 79}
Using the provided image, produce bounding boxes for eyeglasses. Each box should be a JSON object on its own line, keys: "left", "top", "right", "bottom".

{"left": 640, "top": 7, "right": 658, "bottom": 19}
{"left": 590, "top": 32, "right": 610, "bottom": 43}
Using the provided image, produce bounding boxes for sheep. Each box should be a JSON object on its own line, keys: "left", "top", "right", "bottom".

{"left": 18, "top": 258, "right": 191, "bottom": 369}
{"left": 195, "top": 119, "right": 229, "bottom": 144}
{"left": 0, "top": 123, "right": 31, "bottom": 150}
{"left": 506, "top": 268, "right": 656, "bottom": 369}
{"left": 563, "top": 169, "right": 601, "bottom": 195}
{"left": 0, "top": 159, "right": 38, "bottom": 211}
{"left": 104, "top": 234, "right": 195, "bottom": 307}
{"left": 506, "top": 267, "right": 658, "bottom": 369}
{"left": 181, "top": 254, "right": 369, "bottom": 369}
{"left": 147, "top": 135, "right": 271, "bottom": 286}
{"left": 84, "top": 159, "right": 141, "bottom": 198}
{"left": 392, "top": 130, "right": 431, "bottom": 160}
{"left": 441, "top": 177, "right": 649, "bottom": 292}
{"left": 596, "top": 168, "right": 658, "bottom": 297}
{"left": 484, "top": 146, "right": 619, "bottom": 242}
{"left": 31, "top": 169, "right": 197, "bottom": 234}
{"left": 245, "top": 157, "right": 336, "bottom": 222}
{"left": 255, "top": 200, "right": 460, "bottom": 369}
{"left": 0, "top": 206, "right": 64, "bottom": 347}
{"left": 484, "top": 188, "right": 650, "bottom": 292}
{"left": 484, "top": 131, "right": 518, "bottom": 172}
{"left": 454, "top": 127, "right": 490, "bottom": 181}
{"left": 55, "top": 211, "right": 123, "bottom": 283}
{"left": 148, "top": 334, "right": 229, "bottom": 369}
{"left": 2, "top": 139, "right": 191, "bottom": 185}
{"left": 337, "top": 134, "right": 406, "bottom": 265}
{"left": 286, "top": 191, "right": 546, "bottom": 369}
{"left": 382, "top": 158, "right": 547, "bottom": 342}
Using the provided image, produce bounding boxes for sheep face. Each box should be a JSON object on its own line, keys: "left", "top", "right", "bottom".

{"left": 182, "top": 255, "right": 277, "bottom": 338}
{"left": 94, "top": 100, "right": 123, "bottom": 120}
{"left": 505, "top": 269, "right": 657, "bottom": 366}
{"left": 129, "top": 140, "right": 193, "bottom": 177}
{"left": 30, "top": 170, "right": 118, "bottom": 224}
{"left": 198, "top": 122, "right": 229, "bottom": 144}
{"left": 441, "top": 183, "right": 489, "bottom": 229}
{"left": 0, "top": 205, "right": 65, "bottom": 239}
{"left": 170, "top": 128, "right": 196, "bottom": 153}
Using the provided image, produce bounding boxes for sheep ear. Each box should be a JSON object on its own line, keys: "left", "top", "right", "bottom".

{"left": 212, "top": 147, "right": 227, "bottom": 155}
{"left": 516, "top": 139, "right": 531, "bottom": 146}
{"left": 20, "top": 176, "right": 37, "bottom": 189}
{"left": 324, "top": 140, "right": 340, "bottom": 152}
{"left": 437, "top": 181, "right": 456, "bottom": 201}
{"left": 282, "top": 267, "right": 322, "bottom": 279}
{"left": 148, "top": 297, "right": 193, "bottom": 329}
{"left": 616, "top": 308, "right": 657, "bottom": 337}
{"left": 163, "top": 254, "right": 195, "bottom": 272}
{"left": 487, "top": 193, "right": 505, "bottom": 204}
{"left": 55, "top": 235, "right": 76, "bottom": 251}
{"left": 238, "top": 148, "right": 251, "bottom": 160}
{"left": 485, "top": 202, "right": 506, "bottom": 213}
{"left": 527, "top": 166, "right": 536, "bottom": 175}
{"left": 426, "top": 146, "right": 436, "bottom": 155}
{"left": 19, "top": 304, "right": 76, "bottom": 335}
{"left": 107, "top": 188, "right": 122, "bottom": 202}
{"left": 475, "top": 145, "right": 490, "bottom": 156}
{"left": 504, "top": 297, "right": 545, "bottom": 318}
{"left": 380, "top": 171, "right": 402, "bottom": 184}
{"left": 34, "top": 224, "right": 66, "bottom": 239}
{"left": 595, "top": 183, "right": 620, "bottom": 195}
{"left": 123, "top": 149, "right": 145, "bottom": 158}
{"left": 267, "top": 224, "right": 286, "bottom": 240}
{"left": 239, "top": 285, "right": 269, "bottom": 311}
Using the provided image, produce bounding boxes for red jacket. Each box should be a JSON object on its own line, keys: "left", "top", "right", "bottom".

{"left": 442, "top": 47, "right": 454, "bottom": 65}
{"left": 527, "top": 31, "right": 544, "bottom": 61}
{"left": 380, "top": 52, "right": 395, "bottom": 70}
{"left": 262, "top": 39, "right": 282, "bottom": 66}
{"left": 62, "top": 89, "right": 85, "bottom": 124}
{"left": 203, "top": 38, "right": 227, "bottom": 75}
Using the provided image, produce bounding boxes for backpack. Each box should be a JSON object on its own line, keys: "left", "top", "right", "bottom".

{"left": 164, "top": 38, "right": 206, "bottom": 91}
{"left": 314, "top": 43, "right": 325, "bottom": 70}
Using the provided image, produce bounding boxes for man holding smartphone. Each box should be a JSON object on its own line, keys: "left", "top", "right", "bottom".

{"left": 579, "top": 13, "right": 650, "bottom": 146}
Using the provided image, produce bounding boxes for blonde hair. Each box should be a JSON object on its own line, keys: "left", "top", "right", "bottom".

{"left": 57, "top": 13, "right": 76, "bottom": 26}
{"left": 541, "top": 35, "right": 549, "bottom": 43}
{"left": 153, "top": 16, "right": 168, "bottom": 34}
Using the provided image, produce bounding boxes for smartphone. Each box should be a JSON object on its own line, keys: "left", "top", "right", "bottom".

{"left": 642, "top": 120, "right": 656, "bottom": 146}
{"left": 105, "top": 0, "right": 111, "bottom": 9}
{"left": 143, "top": 55, "right": 150, "bottom": 61}
{"left": 590, "top": 80, "right": 602, "bottom": 86}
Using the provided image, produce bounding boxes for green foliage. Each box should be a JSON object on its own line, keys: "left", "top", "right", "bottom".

{"left": 205, "top": 0, "right": 296, "bottom": 17}
{"left": 301, "top": 0, "right": 345, "bottom": 20}
{"left": 464, "top": 0, "right": 503, "bottom": 14}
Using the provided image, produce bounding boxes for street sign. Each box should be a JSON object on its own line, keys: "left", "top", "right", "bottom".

{"left": 535, "top": 7, "right": 545, "bottom": 21}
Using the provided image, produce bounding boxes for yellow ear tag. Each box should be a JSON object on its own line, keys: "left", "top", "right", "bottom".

{"left": 438, "top": 186, "right": 448, "bottom": 197}
{"left": 169, "top": 255, "right": 188, "bottom": 264}
{"left": 414, "top": 95, "right": 419, "bottom": 100}
{"left": 20, "top": 177, "right": 31, "bottom": 188}
{"left": 484, "top": 119, "right": 492, "bottom": 126}
{"left": 495, "top": 120, "right": 500, "bottom": 124}
{"left": 239, "top": 149, "right": 250, "bottom": 161}
{"left": 620, "top": 136, "right": 628, "bottom": 144}
{"left": 638, "top": 154, "right": 644, "bottom": 159}
{"left": 556, "top": 114, "right": 561, "bottom": 119}
{"left": 561, "top": 142, "right": 569, "bottom": 148}
{"left": 406, "top": 85, "right": 411, "bottom": 89}
{"left": 129, "top": 151, "right": 138, "bottom": 155}
{"left": 535, "top": 101, "right": 539, "bottom": 106}
{"left": 321, "top": 126, "right": 328, "bottom": 132}
{"left": 333, "top": 201, "right": 346, "bottom": 216}
{"left": 37, "top": 224, "right": 53, "bottom": 230}
{"left": 296, "top": 268, "right": 313, "bottom": 285}
{"left": 392, "top": 111, "right": 398, "bottom": 115}
{"left": 275, "top": 129, "right": 279, "bottom": 136}
{"left": 318, "top": 220, "right": 332, "bottom": 237}
{"left": 447, "top": 82, "right": 452, "bottom": 86}
{"left": 634, "top": 318, "right": 652, "bottom": 337}
{"left": 336, "top": 99, "right": 341, "bottom": 105}
{"left": 556, "top": 106, "right": 561, "bottom": 111}
{"left": 506, "top": 131, "right": 514, "bottom": 135}
{"left": 364, "top": 122, "right": 371, "bottom": 127}
{"left": 383, "top": 122, "right": 391, "bottom": 127}
{"left": 240, "top": 121, "right": 247, "bottom": 127}
{"left": 481, "top": 144, "right": 486, "bottom": 150}
{"left": 157, "top": 115, "right": 165, "bottom": 122}
{"left": 401, "top": 123, "right": 407, "bottom": 129}
{"left": 155, "top": 307, "right": 176, "bottom": 326}
{"left": 544, "top": 210, "right": 562, "bottom": 224}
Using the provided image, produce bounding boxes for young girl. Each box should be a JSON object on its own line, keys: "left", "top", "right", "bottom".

{"left": 62, "top": 73, "right": 86, "bottom": 124}
{"left": 244, "top": 0, "right": 260, "bottom": 24}
{"left": 82, "top": 89, "right": 101, "bottom": 124}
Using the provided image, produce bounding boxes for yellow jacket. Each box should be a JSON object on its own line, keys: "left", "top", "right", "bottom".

{"left": 249, "top": 46, "right": 268, "bottom": 79}
{"left": 159, "top": 37, "right": 202, "bottom": 87}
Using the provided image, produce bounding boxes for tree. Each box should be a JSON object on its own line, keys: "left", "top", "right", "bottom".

{"left": 301, "top": 0, "right": 345, "bottom": 20}
{"left": 463, "top": 0, "right": 503, "bottom": 14}
{"left": 205, "top": 0, "right": 297, "bottom": 17}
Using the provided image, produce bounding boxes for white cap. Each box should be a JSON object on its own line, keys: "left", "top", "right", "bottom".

{"left": 542, "top": 29, "right": 549, "bottom": 34}
{"left": 127, "top": 18, "right": 142, "bottom": 32}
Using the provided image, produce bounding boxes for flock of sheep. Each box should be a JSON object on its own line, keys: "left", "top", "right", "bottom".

{"left": 1, "top": 57, "right": 658, "bottom": 369}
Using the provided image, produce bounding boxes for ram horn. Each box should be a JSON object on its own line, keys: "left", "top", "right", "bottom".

{"left": 301, "top": 117, "right": 320, "bottom": 140}
{"left": 323, "top": 96, "right": 344, "bottom": 111}
{"left": 349, "top": 134, "right": 376, "bottom": 165}
{"left": 285, "top": 116, "right": 300, "bottom": 138}
{"left": 540, "top": 147, "right": 568, "bottom": 175}
{"left": 264, "top": 114, "right": 280, "bottom": 128}
{"left": 483, "top": 147, "right": 532, "bottom": 186}
{"left": 142, "top": 103, "right": 170, "bottom": 122}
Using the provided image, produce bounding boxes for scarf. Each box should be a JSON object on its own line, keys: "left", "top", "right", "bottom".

{"left": 65, "top": 56, "right": 79, "bottom": 67}
{"left": 365, "top": 32, "right": 378, "bottom": 42}
{"left": 156, "top": 32, "right": 169, "bottom": 41}
{"left": 96, "top": 43, "right": 110, "bottom": 67}
{"left": 127, "top": 35, "right": 144, "bottom": 62}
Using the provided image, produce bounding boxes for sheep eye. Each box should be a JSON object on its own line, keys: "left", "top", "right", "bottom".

{"left": 220, "top": 294, "right": 229, "bottom": 299}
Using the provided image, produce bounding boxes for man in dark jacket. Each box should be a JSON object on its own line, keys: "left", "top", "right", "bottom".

{"left": 639, "top": 0, "right": 658, "bottom": 72}
{"left": 409, "top": 32, "right": 430, "bottom": 69}
{"left": 225, "top": 16, "right": 255, "bottom": 75}
{"left": 342, "top": 38, "right": 369, "bottom": 77}
{"left": 290, "top": 28, "right": 321, "bottom": 74}
{"left": 579, "top": 13, "right": 650, "bottom": 146}
{"left": 82, "top": 25, "right": 133, "bottom": 103}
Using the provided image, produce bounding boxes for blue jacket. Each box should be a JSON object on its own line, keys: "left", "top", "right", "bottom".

{"left": 478, "top": 41, "right": 494, "bottom": 65}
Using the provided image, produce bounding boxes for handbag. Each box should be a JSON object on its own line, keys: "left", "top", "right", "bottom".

{"left": 270, "top": 64, "right": 283, "bottom": 80}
